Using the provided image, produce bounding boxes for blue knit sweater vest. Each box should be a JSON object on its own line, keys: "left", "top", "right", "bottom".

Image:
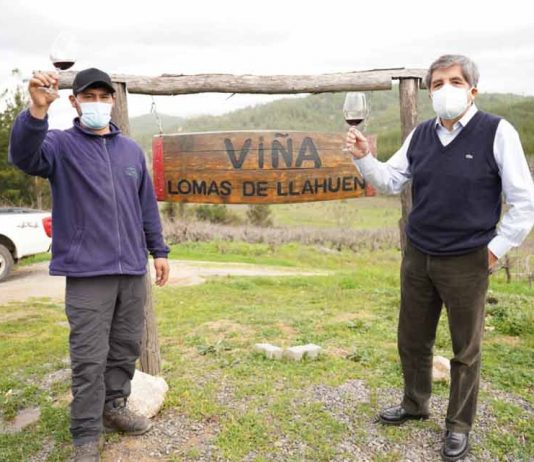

{"left": 406, "top": 110, "right": 502, "bottom": 255}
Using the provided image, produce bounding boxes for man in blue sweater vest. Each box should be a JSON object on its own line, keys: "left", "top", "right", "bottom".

{"left": 346, "top": 55, "right": 534, "bottom": 461}
{"left": 9, "top": 68, "right": 170, "bottom": 462}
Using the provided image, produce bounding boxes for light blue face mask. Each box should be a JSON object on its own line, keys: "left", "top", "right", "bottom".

{"left": 78, "top": 101, "right": 112, "bottom": 130}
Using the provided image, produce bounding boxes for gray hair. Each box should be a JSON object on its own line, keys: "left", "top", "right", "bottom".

{"left": 425, "top": 55, "right": 480, "bottom": 89}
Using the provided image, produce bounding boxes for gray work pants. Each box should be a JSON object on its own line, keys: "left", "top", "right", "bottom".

{"left": 65, "top": 275, "right": 146, "bottom": 445}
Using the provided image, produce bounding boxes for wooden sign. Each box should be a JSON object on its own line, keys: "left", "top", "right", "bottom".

{"left": 152, "top": 131, "right": 376, "bottom": 204}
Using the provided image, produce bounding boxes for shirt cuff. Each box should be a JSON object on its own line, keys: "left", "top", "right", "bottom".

{"left": 488, "top": 235, "right": 513, "bottom": 259}
{"left": 352, "top": 153, "right": 376, "bottom": 174}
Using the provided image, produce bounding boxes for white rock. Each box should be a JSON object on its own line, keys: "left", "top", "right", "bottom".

{"left": 285, "top": 344, "right": 322, "bottom": 361}
{"left": 254, "top": 343, "right": 284, "bottom": 359}
{"left": 303, "top": 344, "right": 322, "bottom": 359}
{"left": 432, "top": 355, "right": 451, "bottom": 382}
{"left": 128, "top": 370, "right": 169, "bottom": 418}
{"left": 284, "top": 345, "right": 306, "bottom": 361}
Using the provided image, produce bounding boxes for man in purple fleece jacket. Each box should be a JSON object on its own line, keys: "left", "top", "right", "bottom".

{"left": 9, "top": 68, "right": 170, "bottom": 462}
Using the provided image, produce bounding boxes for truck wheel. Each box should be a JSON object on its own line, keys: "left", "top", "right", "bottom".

{"left": 0, "top": 244, "right": 14, "bottom": 282}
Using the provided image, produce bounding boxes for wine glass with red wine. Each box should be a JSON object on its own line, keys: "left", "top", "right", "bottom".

{"left": 342, "top": 92, "right": 368, "bottom": 152}
{"left": 43, "top": 32, "right": 77, "bottom": 94}
{"left": 343, "top": 92, "right": 368, "bottom": 128}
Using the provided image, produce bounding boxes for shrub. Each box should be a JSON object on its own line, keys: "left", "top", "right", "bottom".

{"left": 194, "top": 205, "right": 241, "bottom": 225}
{"left": 246, "top": 205, "right": 273, "bottom": 227}
{"left": 486, "top": 296, "right": 534, "bottom": 337}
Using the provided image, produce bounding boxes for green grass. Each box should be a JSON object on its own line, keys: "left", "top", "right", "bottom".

{"left": 168, "top": 241, "right": 398, "bottom": 271}
{"left": 18, "top": 252, "right": 51, "bottom": 266}
{"left": 0, "top": 299, "right": 72, "bottom": 460}
{"left": 483, "top": 399, "right": 534, "bottom": 460}
{"left": 1, "top": 243, "right": 533, "bottom": 460}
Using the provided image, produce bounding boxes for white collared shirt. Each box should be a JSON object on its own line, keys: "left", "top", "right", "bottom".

{"left": 354, "top": 104, "right": 534, "bottom": 258}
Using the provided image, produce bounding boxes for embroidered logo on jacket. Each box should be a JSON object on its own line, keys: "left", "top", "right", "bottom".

{"left": 125, "top": 167, "right": 138, "bottom": 178}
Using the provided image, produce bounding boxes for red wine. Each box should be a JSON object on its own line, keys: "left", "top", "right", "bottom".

{"left": 345, "top": 118, "right": 364, "bottom": 126}
{"left": 53, "top": 61, "right": 75, "bottom": 71}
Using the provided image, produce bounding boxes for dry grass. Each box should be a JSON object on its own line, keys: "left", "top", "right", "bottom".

{"left": 162, "top": 218, "right": 400, "bottom": 253}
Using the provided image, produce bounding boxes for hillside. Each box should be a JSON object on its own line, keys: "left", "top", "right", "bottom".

{"left": 130, "top": 87, "right": 534, "bottom": 160}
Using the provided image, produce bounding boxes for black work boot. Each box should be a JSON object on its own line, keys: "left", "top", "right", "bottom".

{"left": 73, "top": 438, "right": 103, "bottom": 462}
{"left": 103, "top": 397, "right": 152, "bottom": 435}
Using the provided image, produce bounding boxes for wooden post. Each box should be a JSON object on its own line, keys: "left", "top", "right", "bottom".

{"left": 110, "top": 82, "right": 131, "bottom": 136}
{"left": 111, "top": 82, "right": 162, "bottom": 375}
{"left": 139, "top": 275, "right": 162, "bottom": 375}
{"left": 398, "top": 78, "right": 420, "bottom": 251}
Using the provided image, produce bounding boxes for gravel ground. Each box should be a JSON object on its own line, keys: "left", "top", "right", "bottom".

{"left": 305, "top": 381, "right": 492, "bottom": 462}
{"left": 294, "top": 379, "right": 532, "bottom": 462}
{"left": 5, "top": 365, "right": 533, "bottom": 461}
{"left": 98, "top": 376, "right": 533, "bottom": 461}
{"left": 27, "top": 438, "right": 55, "bottom": 462}
{"left": 102, "top": 411, "right": 225, "bottom": 462}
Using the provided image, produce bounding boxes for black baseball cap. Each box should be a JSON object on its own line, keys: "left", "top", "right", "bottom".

{"left": 72, "top": 68, "right": 115, "bottom": 95}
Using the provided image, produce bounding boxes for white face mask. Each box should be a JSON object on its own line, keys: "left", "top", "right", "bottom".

{"left": 431, "top": 84, "right": 472, "bottom": 120}
{"left": 78, "top": 101, "right": 112, "bottom": 130}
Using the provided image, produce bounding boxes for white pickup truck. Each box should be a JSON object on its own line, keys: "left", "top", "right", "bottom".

{"left": 0, "top": 208, "right": 52, "bottom": 282}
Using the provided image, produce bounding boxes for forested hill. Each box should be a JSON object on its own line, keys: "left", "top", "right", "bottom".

{"left": 130, "top": 87, "right": 534, "bottom": 159}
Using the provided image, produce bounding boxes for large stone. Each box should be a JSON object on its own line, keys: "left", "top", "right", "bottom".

{"left": 128, "top": 370, "right": 169, "bottom": 418}
{"left": 432, "top": 355, "right": 451, "bottom": 382}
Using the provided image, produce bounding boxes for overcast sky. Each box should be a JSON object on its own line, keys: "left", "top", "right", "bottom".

{"left": 1, "top": 0, "right": 533, "bottom": 129}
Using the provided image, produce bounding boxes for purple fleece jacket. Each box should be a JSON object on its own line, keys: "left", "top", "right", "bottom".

{"left": 9, "top": 109, "right": 169, "bottom": 277}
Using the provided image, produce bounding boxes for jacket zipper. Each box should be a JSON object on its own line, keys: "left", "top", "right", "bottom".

{"left": 103, "top": 138, "right": 123, "bottom": 274}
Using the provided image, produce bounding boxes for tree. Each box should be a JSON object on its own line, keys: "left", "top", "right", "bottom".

{"left": 0, "top": 72, "right": 51, "bottom": 208}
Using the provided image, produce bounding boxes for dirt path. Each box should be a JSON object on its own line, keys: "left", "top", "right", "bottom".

{"left": 0, "top": 260, "right": 326, "bottom": 303}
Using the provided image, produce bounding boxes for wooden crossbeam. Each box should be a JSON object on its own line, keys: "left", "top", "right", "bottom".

{"left": 58, "top": 68, "right": 427, "bottom": 95}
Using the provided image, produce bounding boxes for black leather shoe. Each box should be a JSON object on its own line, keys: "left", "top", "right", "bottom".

{"left": 378, "top": 405, "right": 429, "bottom": 425}
{"left": 441, "top": 431, "right": 469, "bottom": 461}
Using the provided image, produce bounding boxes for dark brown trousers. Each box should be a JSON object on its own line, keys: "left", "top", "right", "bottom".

{"left": 398, "top": 240, "right": 489, "bottom": 432}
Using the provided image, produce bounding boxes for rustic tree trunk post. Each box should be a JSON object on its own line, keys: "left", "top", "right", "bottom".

{"left": 139, "top": 275, "right": 162, "bottom": 374}
{"left": 398, "top": 78, "right": 420, "bottom": 251}
{"left": 110, "top": 82, "right": 131, "bottom": 136}
{"left": 111, "top": 82, "right": 162, "bottom": 375}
